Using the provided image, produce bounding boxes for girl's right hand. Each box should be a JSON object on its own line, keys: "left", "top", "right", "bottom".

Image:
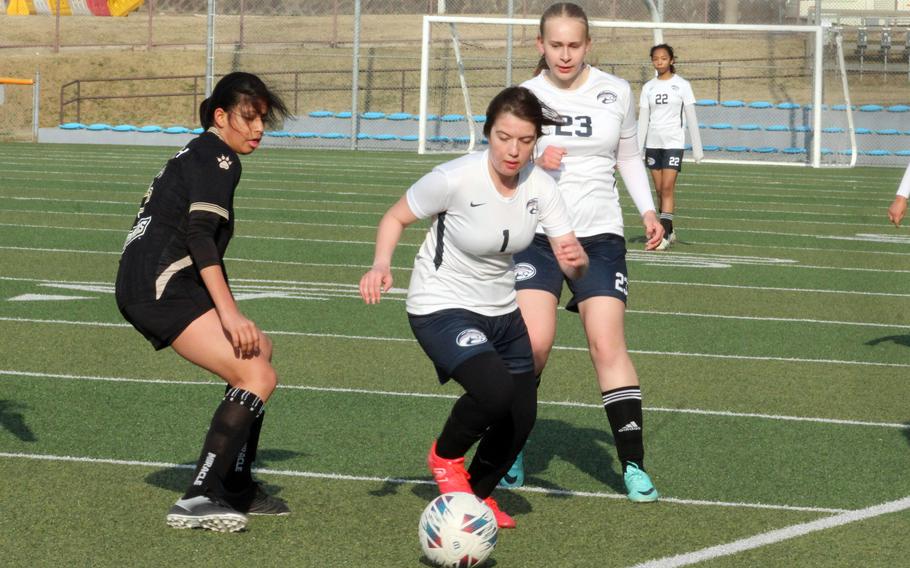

{"left": 360, "top": 265, "right": 393, "bottom": 304}
{"left": 536, "top": 145, "right": 567, "bottom": 170}
{"left": 220, "top": 310, "right": 261, "bottom": 358}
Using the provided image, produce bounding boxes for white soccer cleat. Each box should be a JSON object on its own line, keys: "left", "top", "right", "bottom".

{"left": 654, "top": 237, "right": 671, "bottom": 251}
{"left": 166, "top": 495, "right": 248, "bottom": 532}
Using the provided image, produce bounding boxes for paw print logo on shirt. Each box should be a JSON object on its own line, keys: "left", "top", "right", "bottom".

{"left": 217, "top": 155, "right": 233, "bottom": 170}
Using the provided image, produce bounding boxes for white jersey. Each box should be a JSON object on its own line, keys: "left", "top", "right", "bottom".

{"left": 639, "top": 74, "right": 697, "bottom": 149}
{"left": 405, "top": 151, "right": 573, "bottom": 317}
{"left": 522, "top": 66, "right": 638, "bottom": 238}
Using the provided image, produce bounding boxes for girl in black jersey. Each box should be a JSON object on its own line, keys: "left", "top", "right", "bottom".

{"left": 116, "top": 72, "right": 288, "bottom": 532}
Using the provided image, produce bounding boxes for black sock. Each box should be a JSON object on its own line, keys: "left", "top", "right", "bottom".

{"left": 436, "top": 352, "right": 515, "bottom": 459}
{"left": 468, "top": 371, "right": 537, "bottom": 499}
{"left": 602, "top": 386, "right": 645, "bottom": 472}
{"left": 659, "top": 213, "right": 674, "bottom": 237}
{"left": 224, "top": 410, "right": 264, "bottom": 493}
{"left": 183, "top": 387, "right": 264, "bottom": 499}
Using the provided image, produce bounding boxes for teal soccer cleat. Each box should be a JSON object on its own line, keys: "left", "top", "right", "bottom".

{"left": 624, "top": 462, "right": 659, "bottom": 503}
{"left": 498, "top": 450, "right": 525, "bottom": 488}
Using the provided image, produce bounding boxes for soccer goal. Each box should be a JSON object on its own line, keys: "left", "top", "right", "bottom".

{"left": 418, "top": 16, "right": 856, "bottom": 168}
{"left": 0, "top": 75, "right": 40, "bottom": 143}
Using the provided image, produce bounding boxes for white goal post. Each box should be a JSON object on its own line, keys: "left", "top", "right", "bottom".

{"left": 418, "top": 15, "right": 856, "bottom": 168}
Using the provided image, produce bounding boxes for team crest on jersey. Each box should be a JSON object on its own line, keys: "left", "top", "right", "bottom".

{"left": 217, "top": 155, "right": 233, "bottom": 170}
{"left": 526, "top": 198, "right": 539, "bottom": 215}
{"left": 123, "top": 216, "right": 151, "bottom": 251}
{"left": 456, "top": 329, "right": 488, "bottom": 347}
{"left": 671, "top": 85, "right": 679, "bottom": 92}
{"left": 647, "top": 156, "right": 656, "bottom": 166}
{"left": 514, "top": 262, "right": 537, "bottom": 281}
{"left": 597, "top": 90, "right": 617, "bottom": 104}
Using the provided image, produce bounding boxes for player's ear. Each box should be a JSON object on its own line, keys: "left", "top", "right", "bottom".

{"left": 213, "top": 107, "right": 229, "bottom": 129}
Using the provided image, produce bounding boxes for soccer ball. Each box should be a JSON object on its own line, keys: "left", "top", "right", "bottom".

{"left": 418, "top": 492, "right": 498, "bottom": 568}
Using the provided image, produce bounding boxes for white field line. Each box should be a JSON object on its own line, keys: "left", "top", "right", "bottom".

{"left": 628, "top": 496, "right": 910, "bottom": 568}
{"left": 2, "top": 273, "right": 908, "bottom": 331}
{"left": 4, "top": 206, "right": 910, "bottom": 259}
{"left": 5, "top": 219, "right": 910, "bottom": 275}
{"left": 1, "top": 368, "right": 906, "bottom": 430}
{"left": 0, "top": 248, "right": 908, "bottom": 299}
{"left": 0, "top": 450, "right": 849, "bottom": 515}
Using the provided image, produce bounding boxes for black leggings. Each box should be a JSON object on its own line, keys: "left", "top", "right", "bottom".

{"left": 435, "top": 351, "right": 537, "bottom": 499}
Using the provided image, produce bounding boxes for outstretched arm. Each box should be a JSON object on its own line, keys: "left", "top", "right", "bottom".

{"left": 360, "top": 196, "right": 419, "bottom": 303}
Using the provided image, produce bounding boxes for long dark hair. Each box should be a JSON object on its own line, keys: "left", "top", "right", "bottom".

{"left": 650, "top": 43, "right": 676, "bottom": 75}
{"left": 483, "top": 86, "right": 562, "bottom": 139}
{"left": 198, "top": 72, "right": 289, "bottom": 130}
{"left": 535, "top": 2, "right": 590, "bottom": 76}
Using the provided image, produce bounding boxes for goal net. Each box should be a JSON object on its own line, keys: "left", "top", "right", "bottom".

{"left": 418, "top": 16, "right": 855, "bottom": 167}
{"left": 0, "top": 76, "right": 38, "bottom": 143}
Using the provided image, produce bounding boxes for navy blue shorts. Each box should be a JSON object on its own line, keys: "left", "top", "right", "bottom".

{"left": 513, "top": 233, "right": 628, "bottom": 312}
{"left": 408, "top": 308, "right": 534, "bottom": 384}
{"left": 645, "top": 147, "right": 684, "bottom": 171}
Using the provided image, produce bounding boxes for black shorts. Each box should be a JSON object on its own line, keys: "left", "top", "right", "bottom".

{"left": 117, "top": 284, "right": 214, "bottom": 350}
{"left": 514, "top": 233, "right": 628, "bottom": 312}
{"left": 408, "top": 308, "right": 534, "bottom": 384}
{"left": 645, "top": 147, "right": 684, "bottom": 171}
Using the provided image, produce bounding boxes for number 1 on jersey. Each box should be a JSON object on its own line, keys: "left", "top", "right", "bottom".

{"left": 500, "top": 229, "right": 510, "bottom": 252}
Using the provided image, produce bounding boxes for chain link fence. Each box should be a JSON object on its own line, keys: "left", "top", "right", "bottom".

{"left": 2, "top": 1, "right": 909, "bottom": 161}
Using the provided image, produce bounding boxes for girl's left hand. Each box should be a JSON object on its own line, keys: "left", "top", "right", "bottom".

{"left": 360, "top": 265, "right": 393, "bottom": 304}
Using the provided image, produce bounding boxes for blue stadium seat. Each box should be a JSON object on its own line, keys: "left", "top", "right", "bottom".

{"left": 400, "top": 135, "right": 419, "bottom": 142}
{"left": 838, "top": 149, "right": 854, "bottom": 155}
{"left": 321, "top": 132, "right": 348, "bottom": 139}
{"left": 782, "top": 147, "right": 806, "bottom": 154}
{"left": 895, "top": 149, "right": 910, "bottom": 156}
{"left": 308, "top": 110, "right": 333, "bottom": 118}
{"left": 441, "top": 114, "right": 465, "bottom": 122}
{"left": 387, "top": 112, "right": 412, "bottom": 120}
{"left": 861, "top": 149, "right": 892, "bottom": 156}
{"left": 831, "top": 104, "right": 854, "bottom": 111}
{"left": 859, "top": 104, "right": 884, "bottom": 112}
{"left": 777, "top": 102, "right": 800, "bottom": 109}
{"left": 473, "top": 114, "right": 486, "bottom": 123}
{"left": 453, "top": 136, "right": 471, "bottom": 143}
{"left": 703, "top": 145, "right": 721, "bottom": 151}
{"left": 876, "top": 129, "right": 900, "bottom": 135}
{"left": 372, "top": 134, "right": 398, "bottom": 141}
{"left": 356, "top": 133, "right": 372, "bottom": 140}
{"left": 709, "top": 123, "right": 733, "bottom": 129}
{"left": 334, "top": 111, "right": 352, "bottom": 119}
{"left": 793, "top": 125, "right": 810, "bottom": 133}
{"left": 748, "top": 101, "right": 773, "bottom": 109}
{"left": 696, "top": 99, "right": 718, "bottom": 106}
{"left": 191, "top": 127, "right": 204, "bottom": 135}
{"left": 428, "top": 135, "right": 452, "bottom": 143}
{"left": 820, "top": 148, "right": 834, "bottom": 155}
{"left": 361, "top": 112, "right": 386, "bottom": 120}
{"left": 855, "top": 127, "right": 873, "bottom": 135}
{"left": 164, "top": 126, "right": 190, "bottom": 134}
{"left": 822, "top": 127, "right": 845, "bottom": 133}
{"left": 138, "top": 125, "right": 162, "bottom": 133}
{"left": 766, "top": 124, "right": 790, "bottom": 132}
{"left": 887, "top": 104, "right": 910, "bottom": 112}
{"left": 60, "top": 122, "right": 86, "bottom": 130}
{"left": 87, "top": 123, "right": 112, "bottom": 131}
{"left": 293, "top": 132, "right": 318, "bottom": 138}
{"left": 112, "top": 124, "right": 137, "bottom": 132}
{"left": 725, "top": 146, "right": 749, "bottom": 152}
{"left": 752, "top": 146, "right": 778, "bottom": 153}
{"left": 737, "top": 124, "right": 761, "bottom": 131}
{"left": 721, "top": 100, "right": 745, "bottom": 107}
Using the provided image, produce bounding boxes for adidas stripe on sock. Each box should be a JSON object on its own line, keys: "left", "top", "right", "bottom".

{"left": 602, "top": 386, "right": 645, "bottom": 472}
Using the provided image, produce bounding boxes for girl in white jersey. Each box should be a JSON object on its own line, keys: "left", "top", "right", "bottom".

{"left": 360, "top": 86, "right": 588, "bottom": 528}
{"left": 638, "top": 43, "right": 704, "bottom": 250}
{"left": 887, "top": 162, "right": 910, "bottom": 226}
{"left": 506, "top": 2, "right": 664, "bottom": 503}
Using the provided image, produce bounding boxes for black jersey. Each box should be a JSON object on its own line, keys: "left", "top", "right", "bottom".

{"left": 116, "top": 131, "right": 242, "bottom": 306}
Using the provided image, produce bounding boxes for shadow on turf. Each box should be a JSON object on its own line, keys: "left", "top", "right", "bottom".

{"left": 866, "top": 334, "right": 910, "bottom": 348}
{"left": 143, "top": 448, "right": 301, "bottom": 496}
{"left": 0, "top": 400, "right": 37, "bottom": 442}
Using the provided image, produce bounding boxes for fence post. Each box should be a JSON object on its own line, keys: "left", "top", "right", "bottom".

{"left": 33, "top": 71, "right": 40, "bottom": 141}
{"left": 716, "top": 61, "right": 721, "bottom": 101}
{"left": 350, "top": 0, "right": 361, "bottom": 149}
{"left": 55, "top": 5, "right": 61, "bottom": 53}
{"left": 239, "top": 0, "right": 245, "bottom": 50}
{"left": 147, "top": 0, "right": 154, "bottom": 50}
{"left": 76, "top": 81, "right": 81, "bottom": 124}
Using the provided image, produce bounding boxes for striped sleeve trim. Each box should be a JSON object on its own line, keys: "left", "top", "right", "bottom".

{"left": 189, "top": 202, "right": 230, "bottom": 220}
